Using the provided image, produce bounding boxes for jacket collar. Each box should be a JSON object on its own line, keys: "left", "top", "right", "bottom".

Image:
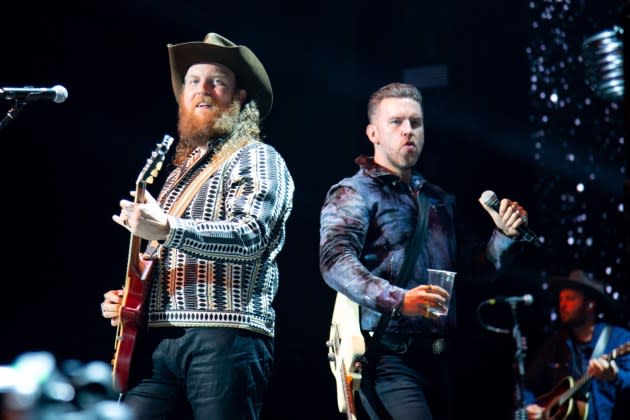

{"left": 355, "top": 154, "right": 425, "bottom": 191}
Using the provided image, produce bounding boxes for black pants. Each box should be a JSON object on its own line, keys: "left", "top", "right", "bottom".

{"left": 359, "top": 335, "right": 452, "bottom": 420}
{"left": 123, "top": 327, "right": 273, "bottom": 420}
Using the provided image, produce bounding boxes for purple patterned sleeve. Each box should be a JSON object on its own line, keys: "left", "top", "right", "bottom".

{"left": 486, "top": 228, "right": 518, "bottom": 270}
{"left": 319, "top": 186, "right": 406, "bottom": 313}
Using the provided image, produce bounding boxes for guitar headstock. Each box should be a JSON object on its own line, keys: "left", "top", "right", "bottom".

{"left": 136, "top": 134, "right": 174, "bottom": 186}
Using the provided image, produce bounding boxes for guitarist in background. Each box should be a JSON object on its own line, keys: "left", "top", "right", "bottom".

{"left": 319, "top": 82, "right": 532, "bottom": 420}
{"left": 523, "top": 269, "right": 630, "bottom": 420}
{"left": 99, "top": 32, "right": 294, "bottom": 419}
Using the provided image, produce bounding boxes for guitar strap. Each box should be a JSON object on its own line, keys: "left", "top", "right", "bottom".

{"left": 355, "top": 190, "right": 430, "bottom": 419}
{"left": 572, "top": 325, "right": 612, "bottom": 406}
{"left": 370, "top": 189, "right": 430, "bottom": 344}
{"left": 591, "top": 325, "right": 611, "bottom": 359}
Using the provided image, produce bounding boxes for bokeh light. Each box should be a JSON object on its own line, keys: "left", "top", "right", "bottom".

{"left": 527, "top": 0, "right": 628, "bottom": 324}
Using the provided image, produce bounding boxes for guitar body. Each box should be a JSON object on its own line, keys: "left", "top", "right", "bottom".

{"left": 110, "top": 135, "right": 173, "bottom": 393}
{"left": 326, "top": 293, "right": 366, "bottom": 419}
{"left": 537, "top": 376, "right": 578, "bottom": 420}
{"left": 112, "top": 257, "right": 155, "bottom": 393}
{"left": 538, "top": 341, "right": 630, "bottom": 420}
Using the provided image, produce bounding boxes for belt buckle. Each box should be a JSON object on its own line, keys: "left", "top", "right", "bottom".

{"left": 432, "top": 338, "right": 445, "bottom": 355}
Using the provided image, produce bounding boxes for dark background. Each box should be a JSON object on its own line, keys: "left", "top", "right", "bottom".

{"left": 1, "top": 1, "right": 627, "bottom": 418}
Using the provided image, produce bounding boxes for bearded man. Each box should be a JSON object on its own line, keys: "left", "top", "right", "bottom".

{"left": 523, "top": 269, "right": 630, "bottom": 420}
{"left": 100, "top": 32, "right": 294, "bottom": 420}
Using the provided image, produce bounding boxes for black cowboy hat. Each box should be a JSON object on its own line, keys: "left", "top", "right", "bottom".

{"left": 167, "top": 33, "right": 273, "bottom": 119}
{"left": 550, "top": 269, "right": 617, "bottom": 315}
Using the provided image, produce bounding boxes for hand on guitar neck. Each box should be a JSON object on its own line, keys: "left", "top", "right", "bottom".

{"left": 113, "top": 189, "right": 170, "bottom": 241}
{"left": 586, "top": 353, "right": 619, "bottom": 383}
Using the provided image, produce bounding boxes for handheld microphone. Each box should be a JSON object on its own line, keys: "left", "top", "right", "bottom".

{"left": 0, "top": 85, "right": 68, "bottom": 103}
{"left": 480, "top": 190, "right": 542, "bottom": 247}
{"left": 485, "top": 294, "right": 534, "bottom": 306}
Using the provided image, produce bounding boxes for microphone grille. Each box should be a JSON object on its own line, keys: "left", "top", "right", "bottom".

{"left": 480, "top": 190, "right": 498, "bottom": 207}
{"left": 52, "top": 85, "right": 68, "bottom": 103}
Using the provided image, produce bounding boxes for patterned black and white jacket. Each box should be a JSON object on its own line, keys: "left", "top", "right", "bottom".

{"left": 147, "top": 136, "right": 294, "bottom": 337}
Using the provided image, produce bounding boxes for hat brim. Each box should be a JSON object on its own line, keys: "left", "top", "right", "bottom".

{"left": 167, "top": 42, "right": 273, "bottom": 119}
{"left": 550, "top": 276, "right": 616, "bottom": 314}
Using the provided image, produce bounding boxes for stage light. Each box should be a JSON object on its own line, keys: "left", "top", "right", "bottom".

{"left": 582, "top": 25, "right": 624, "bottom": 101}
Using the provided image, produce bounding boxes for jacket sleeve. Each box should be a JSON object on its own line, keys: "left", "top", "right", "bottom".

{"left": 610, "top": 327, "right": 630, "bottom": 391}
{"left": 163, "top": 143, "right": 294, "bottom": 260}
{"left": 319, "top": 185, "right": 405, "bottom": 313}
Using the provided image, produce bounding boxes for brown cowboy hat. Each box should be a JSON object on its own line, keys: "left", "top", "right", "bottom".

{"left": 167, "top": 33, "right": 273, "bottom": 119}
{"left": 550, "top": 269, "right": 616, "bottom": 314}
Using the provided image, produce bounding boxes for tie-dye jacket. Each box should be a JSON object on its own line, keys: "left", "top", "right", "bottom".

{"left": 319, "top": 155, "right": 516, "bottom": 335}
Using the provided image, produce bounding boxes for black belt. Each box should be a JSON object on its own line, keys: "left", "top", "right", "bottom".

{"left": 377, "top": 334, "right": 447, "bottom": 355}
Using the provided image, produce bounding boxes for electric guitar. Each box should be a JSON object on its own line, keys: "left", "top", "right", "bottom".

{"left": 111, "top": 134, "right": 174, "bottom": 393}
{"left": 326, "top": 293, "right": 366, "bottom": 420}
{"left": 536, "top": 342, "right": 630, "bottom": 420}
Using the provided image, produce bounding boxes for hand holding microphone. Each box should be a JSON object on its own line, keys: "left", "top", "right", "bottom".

{"left": 478, "top": 190, "right": 542, "bottom": 247}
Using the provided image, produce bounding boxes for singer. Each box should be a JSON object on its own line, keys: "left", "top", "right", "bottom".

{"left": 98, "top": 33, "right": 294, "bottom": 419}
{"left": 319, "top": 82, "right": 533, "bottom": 420}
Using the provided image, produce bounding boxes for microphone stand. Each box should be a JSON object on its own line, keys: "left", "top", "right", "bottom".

{"left": 477, "top": 299, "right": 529, "bottom": 420}
{"left": 0, "top": 99, "right": 29, "bottom": 132}
{"left": 509, "top": 301, "right": 528, "bottom": 420}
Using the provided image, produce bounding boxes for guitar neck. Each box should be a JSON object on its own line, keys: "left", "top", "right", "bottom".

{"left": 558, "top": 372, "right": 591, "bottom": 407}
{"left": 126, "top": 182, "right": 147, "bottom": 279}
{"left": 572, "top": 373, "right": 590, "bottom": 394}
{"left": 112, "top": 134, "right": 173, "bottom": 394}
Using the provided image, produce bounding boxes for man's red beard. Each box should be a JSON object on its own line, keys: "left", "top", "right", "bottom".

{"left": 177, "top": 95, "right": 241, "bottom": 148}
